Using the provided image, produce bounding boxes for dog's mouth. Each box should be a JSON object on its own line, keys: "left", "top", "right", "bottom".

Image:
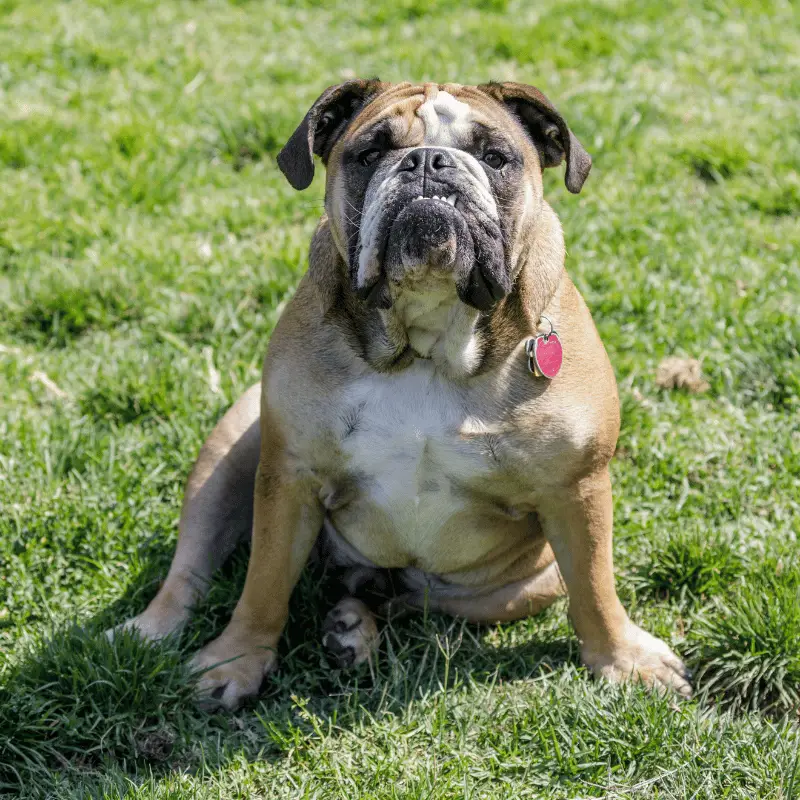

{"left": 354, "top": 190, "right": 509, "bottom": 312}
{"left": 410, "top": 192, "right": 459, "bottom": 208}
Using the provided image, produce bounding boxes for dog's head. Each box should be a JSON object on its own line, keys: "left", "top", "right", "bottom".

{"left": 278, "top": 81, "right": 591, "bottom": 312}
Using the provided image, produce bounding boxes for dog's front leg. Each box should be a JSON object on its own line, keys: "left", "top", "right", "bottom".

{"left": 190, "top": 451, "right": 323, "bottom": 711}
{"left": 539, "top": 468, "right": 692, "bottom": 697}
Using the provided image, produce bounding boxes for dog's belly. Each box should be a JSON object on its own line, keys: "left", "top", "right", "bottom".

{"left": 321, "top": 362, "right": 541, "bottom": 581}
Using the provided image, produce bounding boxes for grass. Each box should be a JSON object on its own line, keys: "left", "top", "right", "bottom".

{"left": 0, "top": 0, "right": 798, "bottom": 796}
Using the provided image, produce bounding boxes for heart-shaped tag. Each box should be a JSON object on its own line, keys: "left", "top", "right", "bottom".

{"left": 526, "top": 327, "right": 563, "bottom": 379}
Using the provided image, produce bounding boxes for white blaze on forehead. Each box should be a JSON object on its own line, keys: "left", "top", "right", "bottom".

{"left": 416, "top": 90, "right": 474, "bottom": 147}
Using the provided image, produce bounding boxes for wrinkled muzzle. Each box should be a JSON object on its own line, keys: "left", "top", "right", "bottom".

{"left": 353, "top": 147, "right": 511, "bottom": 312}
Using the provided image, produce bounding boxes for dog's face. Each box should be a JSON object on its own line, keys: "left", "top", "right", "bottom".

{"left": 278, "top": 81, "right": 591, "bottom": 312}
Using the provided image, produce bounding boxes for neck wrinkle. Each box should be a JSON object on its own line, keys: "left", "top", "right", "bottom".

{"left": 313, "top": 205, "right": 566, "bottom": 379}
{"left": 474, "top": 203, "right": 566, "bottom": 374}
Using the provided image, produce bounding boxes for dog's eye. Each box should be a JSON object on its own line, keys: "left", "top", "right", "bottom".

{"left": 358, "top": 148, "right": 383, "bottom": 167}
{"left": 483, "top": 151, "right": 506, "bottom": 170}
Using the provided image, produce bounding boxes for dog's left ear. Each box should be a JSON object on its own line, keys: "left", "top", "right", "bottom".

{"left": 478, "top": 81, "right": 592, "bottom": 194}
{"left": 277, "top": 79, "right": 385, "bottom": 190}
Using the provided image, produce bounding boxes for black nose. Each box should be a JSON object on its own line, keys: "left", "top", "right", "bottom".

{"left": 397, "top": 147, "right": 457, "bottom": 174}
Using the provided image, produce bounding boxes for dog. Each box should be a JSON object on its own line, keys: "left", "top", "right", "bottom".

{"left": 111, "top": 80, "right": 691, "bottom": 710}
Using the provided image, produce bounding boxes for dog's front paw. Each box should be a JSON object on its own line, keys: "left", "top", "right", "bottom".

{"left": 189, "top": 632, "right": 277, "bottom": 711}
{"left": 105, "top": 608, "right": 186, "bottom": 644}
{"left": 582, "top": 623, "right": 692, "bottom": 698}
{"left": 322, "top": 597, "right": 379, "bottom": 668}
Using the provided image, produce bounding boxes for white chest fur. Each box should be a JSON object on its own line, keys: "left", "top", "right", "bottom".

{"left": 337, "top": 362, "right": 491, "bottom": 551}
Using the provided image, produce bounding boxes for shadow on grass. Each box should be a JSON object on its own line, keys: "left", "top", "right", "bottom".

{"left": 6, "top": 522, "right": 797, "bottom": 794}
{"left": 0, "top": 542, "right": 577, "bottom": 795}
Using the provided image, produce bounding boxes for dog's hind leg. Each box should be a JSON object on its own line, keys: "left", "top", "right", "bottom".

{"left": 322, "top": 597, "right": 380, "bottom": 668}
{"left": 397, "top": 560, "right": 566, "bottom": 624}
{"left": 108, "top": 383, "right": 262, "bottom": 642}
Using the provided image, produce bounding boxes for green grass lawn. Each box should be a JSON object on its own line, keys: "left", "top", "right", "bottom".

{"left": 1, "top": 0, "right": 799, "bottom": 796}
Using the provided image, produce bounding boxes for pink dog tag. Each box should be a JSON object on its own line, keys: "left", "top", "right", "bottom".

{"left": 526, "top": 317, "right": 563, "bottom": 379}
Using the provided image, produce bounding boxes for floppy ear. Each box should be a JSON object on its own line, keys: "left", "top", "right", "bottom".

{"left": 277, "top": 79, "right": 385, "bottom": 190}
{"left": 478, "top": 81, "right": 592, "bottom": 194}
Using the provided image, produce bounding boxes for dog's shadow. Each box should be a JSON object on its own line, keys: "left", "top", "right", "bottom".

{"left": 1, "top": 541, "right": 578, "bottom": 794}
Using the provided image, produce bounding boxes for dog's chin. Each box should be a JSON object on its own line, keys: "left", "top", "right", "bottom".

{"left": 384, "top": 199, "right": 469, "bottom": 279}
{"left": 356, "top": 198, "right": 510, "bottom": 313}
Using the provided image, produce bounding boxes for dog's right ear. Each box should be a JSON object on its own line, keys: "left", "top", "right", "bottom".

{"left": 277, "top": 79, "right": 385, "bottom": 190}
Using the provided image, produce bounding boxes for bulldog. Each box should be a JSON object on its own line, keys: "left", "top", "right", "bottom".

{"left": 112, "top": 80, "right": 691, "bottom": 709}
